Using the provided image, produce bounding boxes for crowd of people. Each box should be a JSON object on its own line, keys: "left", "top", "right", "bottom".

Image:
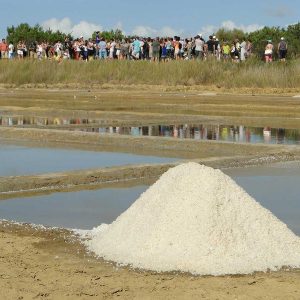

{"left": 0, "top": 33, "right": 288, "bottom": 63}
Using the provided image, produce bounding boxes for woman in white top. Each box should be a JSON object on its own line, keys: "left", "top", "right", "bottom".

{"left": 265, "top": 40, "right": 274, "bottom": 63}
{"left": 109, "top": 40, "right": 116, "bottom": 59}
{"left": 8, "top": 42, "right": 14, "bottom": 59}
{"left": 17, "top": 41, "right": 24, "bottom": 59}
{"left": 240, "top": 40, "right": 247, "bottom": 61}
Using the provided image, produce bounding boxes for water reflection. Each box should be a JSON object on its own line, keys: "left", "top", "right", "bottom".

{"left": 1, "top": 115, "right": 299, "bottom": 145}
{"left": 75, "top": 125, "right": 299, "bottom": 145}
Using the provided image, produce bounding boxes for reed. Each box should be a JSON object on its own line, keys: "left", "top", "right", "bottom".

{"left": 0, "top": 59, "right": 299, "bottom": 89}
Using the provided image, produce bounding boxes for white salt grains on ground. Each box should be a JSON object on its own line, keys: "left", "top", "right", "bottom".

{"left": 85, "top": 162, "right": 300, "bottom": 275}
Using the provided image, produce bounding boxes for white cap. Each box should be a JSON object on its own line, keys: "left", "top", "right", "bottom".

{"left": 281, "top": 37, "right": 285, "bottom": 40}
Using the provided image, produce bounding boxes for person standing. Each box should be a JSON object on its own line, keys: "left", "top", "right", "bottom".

{"left": 214, "top": 38, "right": 221, "bottom": 60}
{"left": 17, "top": 41, "right": 24, "bottom": 59}
{"left": 194, "top": 35, "right": 204, "bottom": 60}
{"left": 108, "top": 39, "right": 116, "bottom": 59}
{"left": 278, "top": 37, "right": 287, "bottom": 62}
{"left": 152, "top": 37, "right": 160, "bottom": 62}
{"left": 264, "top": 40, "right": 274, "bottom": 63}
{"left": 222, "top": 41, "right": 230, "bottom": 60}
{"left": 8, "top": 41, "right": 14, "bottom": 59}
{"left": 131, "top": 37, "right": 141, "bottom": 60}
{"left": 206, "top": 35, "right": 215, "bottom": 58}
{"left": 246, "top": 39, "right": 253, "bottom": 58}
{"left": 0, "top": 39, "right": 8, "bottom": 59}
{"left": 98, "top": 37, "right": 107, "bottom": 59}
{"left": 240, "top": 39, "right": 247, "bottom": 61}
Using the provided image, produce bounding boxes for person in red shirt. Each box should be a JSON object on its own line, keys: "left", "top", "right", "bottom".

{"left": 0, "top": 39, "right": 8, "bottom": 59}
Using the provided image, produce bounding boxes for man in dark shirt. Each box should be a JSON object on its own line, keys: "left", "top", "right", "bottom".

{"left": 206, "top": 35, "right": 215, "bottom": 56}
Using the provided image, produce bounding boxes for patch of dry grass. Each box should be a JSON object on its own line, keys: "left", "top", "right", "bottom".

{"left": 1, "top": 59, "right": 300, "bottom": 89}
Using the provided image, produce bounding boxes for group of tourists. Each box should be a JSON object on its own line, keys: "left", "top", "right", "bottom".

{"left": 0, "top": 33, "right": 287, "bottom": 63}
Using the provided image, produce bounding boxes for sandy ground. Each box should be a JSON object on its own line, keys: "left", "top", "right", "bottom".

{"left": 1, "top": 88, "right": 300, "bottom": 299}
{"left": 1, "top": 221, "right": 300, "bottom": 300}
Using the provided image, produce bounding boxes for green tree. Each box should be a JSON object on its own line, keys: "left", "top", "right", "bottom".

{"left": 92, "top": 29, "right": 124, "bottom": 41}
{"left": 215, "top": 28, "right": 246, "bottom": 43}
{"left": 6, "top": 23, "right": 72, "bottom": 46}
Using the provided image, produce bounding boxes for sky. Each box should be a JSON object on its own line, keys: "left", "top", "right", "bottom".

{"left": 0, "top": 0, "right": 299, "bottom": 39}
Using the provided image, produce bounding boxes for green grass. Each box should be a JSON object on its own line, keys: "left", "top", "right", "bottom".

{"left": 0, "top": 58, "right": 299, "bottom": 89}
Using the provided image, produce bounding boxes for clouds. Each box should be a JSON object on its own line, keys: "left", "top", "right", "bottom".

{"left": 132, "top": 26, "right": 183, "bottom": 37}
{"left": 41, "top": 17, "right": 263, "bottom": 40}
{"left": 42, "top": 18, "right": 102, "bottom": 38}
{"left": 199, "top": 20, "right": 263, "bottom": 38}
{"left": 41, "top": 17, "right": 183, "bottom": 38}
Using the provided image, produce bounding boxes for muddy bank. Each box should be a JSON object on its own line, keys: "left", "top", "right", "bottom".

{"left": 0, "top": 163, "right": 174, "bottom": 196}
{"left": 1, "top": 89, "right": 300, "bottom": 124}
{"left": 1, "top": 127, "right": 299, "bottom": 196}
{"left": 1, "top": 82, "right": 300, "bottom": 95}
{"left": 0, "top": 221, "right": 299, "bottom": 300}
{"left": 1, "top": 154, "right": 298, "bottom": 198}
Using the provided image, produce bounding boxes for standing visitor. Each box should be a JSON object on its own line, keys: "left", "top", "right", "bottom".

{"left": 143, "top": 39, "right": 150, "bottom": 60}
{"left": 109, "top": 39, "right": 116, "bottom": 59}
{"left": 161, "top": 40, "right": 167, "bottom": 62}
{"left": 214, "top": 38, "right": 221, "bottom": 60}
{"left": 179, "top": 37, "right": 185, "bottom": 59}
{"left": 115, "top": 40, "right": 121, "bottom": 60}
{"left": 37, "top": 42, "right": 43, "bottom": 60}
{"left": 98, "top": 37, "right": 107, "bottom": 59}
{"left": 54, "top": 41, "right": 63, "bottom": 58}
{"left": 194, "top": 35, "right": 204, "bottom": 60}
{"left": 82, "top": 41, "right": 88, "bottom": 61}
{"left": 264, "top": 40, "right": 273, "bottom": 63}
{"left": 0, "top": 39, "right": 8, "bottom": 59}
{"left": 152, "top": 37, "right": 160, "bottom": 62}
{"left": 87, "top": 39, "right": 95, "bottom": 60}
{"left": 28, "top": 41, "right": 36, "bottom": 59}
{"left": 222, "top": 41, "right": 230, "bottom": 60}
{"left": 186, "top": 38, "right": 193, "bottom": 60}
{"left": 278, "top": 37, "right": 287, "bottom": 62}
{"left": 8, "top": 41, "right": 14, "bottom": 59}
{"left": 206, "top": 35, "right": 215, "bottom": 58}
{"left": 132, "top": 37, "right": 141, "bottom": 60}
{"left": 74, "top": 40, "right": 81, "bottom": 60}
{"left": 230, "top": 41, "right": 239, "bottom": 62}
{"left": 148, "top": 39, "right": 153, "bottom": 61}
{"left": 95, "top": 31, "right": 100, "bottom": 57}
{"left": 246, "top": 39, "right": 253, "bottom": 58}
{"left": 240, "top": 39, "right": 247, "bottom": 61}
{"left": 165, "top": 38, "right": 172, "bottom": 60}
{"left": 173, "top": 37, "right": 180, "bottom": 60}
{"left": 17, "top": 41, "right": 24, "bottom": 59}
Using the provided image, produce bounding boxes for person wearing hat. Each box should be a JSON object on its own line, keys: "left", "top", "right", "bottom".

{"left": 264, "top": 40, "right": 273, "bottom": 63}
{"left": 278, "top": 37, "right": 287, "bottom": 62}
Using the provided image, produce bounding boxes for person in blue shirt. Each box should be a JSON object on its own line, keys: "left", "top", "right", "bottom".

{"left": 98, "top": 37, "right": 107, "bottom": 59}
{"left": 132, "top": 38, "right": 141, "bottom": 59}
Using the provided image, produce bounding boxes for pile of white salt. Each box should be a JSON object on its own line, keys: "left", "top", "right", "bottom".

{"left": 85, "top": 162, "right": 300, "bottom": 275}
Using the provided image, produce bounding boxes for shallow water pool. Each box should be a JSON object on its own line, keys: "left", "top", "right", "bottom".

{"left": 0, "top": 162, "right": 299, "bottom": 235}
{"left": 0, "top": 143, "right": 178, "bottom": 176}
